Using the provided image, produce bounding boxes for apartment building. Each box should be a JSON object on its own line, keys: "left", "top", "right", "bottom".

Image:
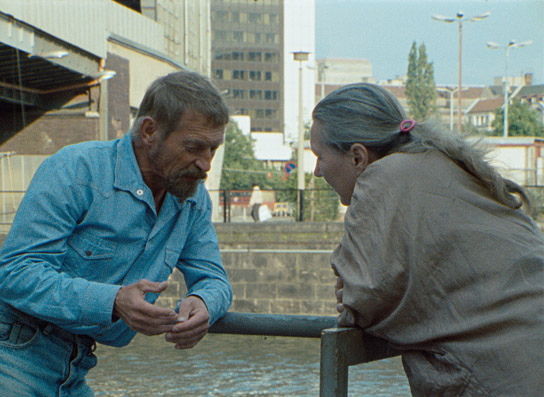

{"left": 210, "top": 0, "right": 315, "bottom": 140}
{"left": 211, "top": 0, "right": 284, "bottom": 133}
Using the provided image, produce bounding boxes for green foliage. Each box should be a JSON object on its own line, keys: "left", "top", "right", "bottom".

{"left": 405, "top": 41, "right": 437, "bottom": 121}
{"left": 273, "top": 172, "right": 340, "bottom": 222}
{"left": 490, "top": 99, "right": 544, "bottom": 137}
{"left": 220, "top": 122, "right": 267, "bottom": 190}
{"left": 220, "top": 121, "right": 340, "bottom": 221}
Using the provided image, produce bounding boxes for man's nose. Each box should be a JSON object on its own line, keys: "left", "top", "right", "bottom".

{"left": 195, "top": 150, "right": 212, "bottom": 172}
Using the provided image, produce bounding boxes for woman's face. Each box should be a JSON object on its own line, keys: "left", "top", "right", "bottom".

{"left": 310, "top": 120, "right": 362, "bottom": 206}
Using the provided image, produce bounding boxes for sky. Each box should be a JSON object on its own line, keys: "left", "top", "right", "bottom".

{"left": 315, "top": 0, "right": 544, "bottom": 86}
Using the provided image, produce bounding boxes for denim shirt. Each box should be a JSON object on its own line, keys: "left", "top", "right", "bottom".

{"left": 0, "top": 133, "right": 232, "bottom": 347}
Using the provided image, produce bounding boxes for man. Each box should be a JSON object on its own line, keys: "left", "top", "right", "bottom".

{"left": 0, "top": 70, "right": 232, "bottom": 395}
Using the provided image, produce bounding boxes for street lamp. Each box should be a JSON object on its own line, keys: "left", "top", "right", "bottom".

{"left": 432, "top": 11, "right": 490, "bottom": 133}
{"left": 486, "top": 40, "right": 533, "bottom": 138}
{"left": 317, "top": 62, "right": 329, "bottom": 100}
{"left": 292, "top": 51, "right": 310, "bottom": 222}
{"left": 436, "top": 86, "right": 460, "bottom": 132}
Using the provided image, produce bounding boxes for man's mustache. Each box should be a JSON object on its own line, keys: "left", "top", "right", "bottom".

{"left": 176, "top": 167, "right": 207, "bottom": 181}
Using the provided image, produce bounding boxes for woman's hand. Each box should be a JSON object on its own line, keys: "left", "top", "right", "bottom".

{"left": 335, "top": 277, "right": 344, "bottom": 313}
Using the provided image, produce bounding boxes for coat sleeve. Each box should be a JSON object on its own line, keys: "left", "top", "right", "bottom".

{"left": 331, "top": 162, "right": 412, "bottom": 330}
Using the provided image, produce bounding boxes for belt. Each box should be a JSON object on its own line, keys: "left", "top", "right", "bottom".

{"left": 6, "top": 305, "right": 96, "bottom": 351}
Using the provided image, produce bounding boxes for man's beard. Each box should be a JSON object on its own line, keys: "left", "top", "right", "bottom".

{"left": 163, "top": 167, "right": 207, "bottom": 203}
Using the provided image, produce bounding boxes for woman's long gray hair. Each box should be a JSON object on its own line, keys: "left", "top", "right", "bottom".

{"left": 312, "top": 82, "right": 528, "bottom": 210}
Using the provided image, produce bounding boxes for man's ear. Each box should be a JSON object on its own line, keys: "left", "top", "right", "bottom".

{"left": 349, "top": 143, "right": 370, "bottom": 174}
{"left": 140, "top": 117, "right": 158, "bottom": 144}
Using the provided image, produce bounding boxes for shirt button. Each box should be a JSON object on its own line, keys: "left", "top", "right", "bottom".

{"left": 85, "top": 250, "right": 92, "bottom": 256}
{"left": 136, "top": 189, "right": 144, "bottom": 196}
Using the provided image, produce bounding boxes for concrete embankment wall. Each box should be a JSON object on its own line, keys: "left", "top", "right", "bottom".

{"left": 2, "top": 220, "right": 543, "bottom": 317}
{"left": 157, "top": 222, "right": 345, "bottom": 317}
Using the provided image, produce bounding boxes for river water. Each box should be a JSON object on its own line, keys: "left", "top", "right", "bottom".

{"left": 87, "top": 333, "right": 411, "bottom": 396}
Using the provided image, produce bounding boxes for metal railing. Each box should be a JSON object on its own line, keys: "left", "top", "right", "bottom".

{"left": 209, "top": 312, "right": 401, "bottom": 397}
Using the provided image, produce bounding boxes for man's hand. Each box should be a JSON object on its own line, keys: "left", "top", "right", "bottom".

{"left": 335, "top": 277, "right": 344, "bottom": 313}
{"left": 113, "top": 280, "right": 177, "bottom": 335}
{"left": 165, "top": 296, "right": 209, "bottom": 349}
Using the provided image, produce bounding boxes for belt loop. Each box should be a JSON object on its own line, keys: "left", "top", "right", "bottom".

{"left": 8, "top": 321, "right": 22, "bottom": 344}
{"left": 42, "top": 323, "right": 54, "bottom": 336}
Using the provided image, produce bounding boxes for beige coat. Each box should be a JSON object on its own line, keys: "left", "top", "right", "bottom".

{"left": 332, "top": 150, "right": 544, "bottom": 396}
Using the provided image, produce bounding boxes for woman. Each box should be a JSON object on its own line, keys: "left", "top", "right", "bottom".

{"left": 311, "top": 83, "right": 543, "bottom": 396}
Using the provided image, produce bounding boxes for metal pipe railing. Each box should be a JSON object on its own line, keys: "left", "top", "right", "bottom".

{"left": 209, "top": 311, "right": 337, "bottom": 338}
{"left": 209, "top": 312, "right": 401, "bottom": 396}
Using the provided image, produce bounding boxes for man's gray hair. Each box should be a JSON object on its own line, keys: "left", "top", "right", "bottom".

{"left": 312, "top": 82, "right": 529, "bottom": 210}
{"left": 129, "top": 70, "right": 229, "bottom": 138}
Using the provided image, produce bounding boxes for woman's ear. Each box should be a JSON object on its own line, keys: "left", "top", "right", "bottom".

{"left": 349, "top": 143, "right": 370, "bottom": 174}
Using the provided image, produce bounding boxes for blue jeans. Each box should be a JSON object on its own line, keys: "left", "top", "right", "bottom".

{"left": 0, "top": 304, "right": 97, "bottom": 396}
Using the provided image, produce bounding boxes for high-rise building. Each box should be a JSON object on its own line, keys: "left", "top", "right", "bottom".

{"left": 211, "top": 0, "right": 284, "bottom": 133}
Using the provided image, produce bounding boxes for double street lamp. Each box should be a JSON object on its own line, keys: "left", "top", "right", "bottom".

{"left": 432, "top": 11, "right": 490, "bottom": 133}
{"left": 486, "top": 40, "right": 533, "bottom": 138}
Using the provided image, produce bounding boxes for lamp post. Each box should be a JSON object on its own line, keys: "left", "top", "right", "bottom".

{"left": 486, "top": 40, "right": 532, "bottom": 138}
{"left": 318, "top": 62, "right": 329, "bottom": 101}
{"left": 436, "top": 86, "right": 466, "bottom": 132}
{"left": 292, "top": 51, "right": 310, "bottom": 222}
{"left": 432, "top": 11, "right": 490, "bottom": 133}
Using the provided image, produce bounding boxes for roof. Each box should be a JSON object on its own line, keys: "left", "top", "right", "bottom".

{"left": 467, "top": 97, "right": 504, "bottom": 114}
{"left": 251, "top": 132, "right": 292, "bottom": 161}
{"left": 516, "top": 84, "right": 544, "bottom": 97}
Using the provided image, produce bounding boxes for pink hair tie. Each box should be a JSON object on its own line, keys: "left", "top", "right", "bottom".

{"left": 400, "top": 119, "right": 416, "bottom": 134}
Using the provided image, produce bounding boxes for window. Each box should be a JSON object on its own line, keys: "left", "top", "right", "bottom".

{"left": 232, "top": 89, "right": 246, "bottom": 99}
{"left": 250, "top": 90, "right": 262, "bottom": 100}
{"left": 216, "top": 52, "right": 232, "bottom": 61}
{"left": 233, "top": 31, "right": 244, "bottom": 43}
{"left": 265, "top": 72, "right": 272, "bottom": 81}
{"left": 215, "top": 11, "right": 229, "bottom": 23}
{"left": 249, "top": 13, "right": 261, "bottom": 23}
{"left": 249, "top": 71, "right": 261, "bottom": 81}
{"left": 248, "top": 52, "right": 262, "bottom": 62}
{"left": 264, "top": 52, "right": 278, "bottom": 63}
{"left": 265, "top": 33, "right": 275, "bottom": 44}
{"left": 232, "top": 70, "right": 245, "bottom": 80}
{"left": 232, "top": 12, "right": 240, "bottom": 23}
{"left": 255, "top": 33, "right": 262, "bottom": 43}
{"left": 215, "top": 70, "right": 223, "bottom": 80}
{"left": 232, "top": 51, "right": 244, "bottom": 61}
{"left": 269, "top": 13, "right": 279, "bottom": 24}
{"left": 264, "top": 90, "right": 277, "bottom": 100}
{"left": 265, "top": 109, "right": 277, "bottom": 119}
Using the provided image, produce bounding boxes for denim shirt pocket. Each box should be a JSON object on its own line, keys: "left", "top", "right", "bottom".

{"left": 161, "top": 248, "right": 180, "bottom": 281}
{"left": 65, "top": 232, "right": 116, "bottom": 280}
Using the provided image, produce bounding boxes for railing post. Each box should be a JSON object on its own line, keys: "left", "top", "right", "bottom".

{"left": 320, "top": 327, "right": 400, "bottom": 397}
{"left": 297, "top": 189, "right": 305, "bottom": 222}
{"left": 222, "top": 189, "right": 231, "bottom": 223}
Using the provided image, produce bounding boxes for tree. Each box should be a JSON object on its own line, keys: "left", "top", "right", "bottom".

{"left": 405, "top": 42, "right": 437, "bottom": 121}
{"left": 490, "top": 99, "right": 544, "bottom": 137}
{"left": 220, "top": 122, "right": 268, "bottom": 190}
{"left": 219, "top": 121, "right": 339, "bottom": 221}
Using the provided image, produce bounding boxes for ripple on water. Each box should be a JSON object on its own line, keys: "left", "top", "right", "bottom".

{"left": 88, "top": 333, "right": 411, "bottom": 396}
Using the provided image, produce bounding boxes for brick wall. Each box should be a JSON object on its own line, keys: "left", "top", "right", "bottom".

{"left": 0, "top": 112, "right": 100, "bottom": 155}
{"left": 105, "top": 53, "right": 131, "bottom": 140}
